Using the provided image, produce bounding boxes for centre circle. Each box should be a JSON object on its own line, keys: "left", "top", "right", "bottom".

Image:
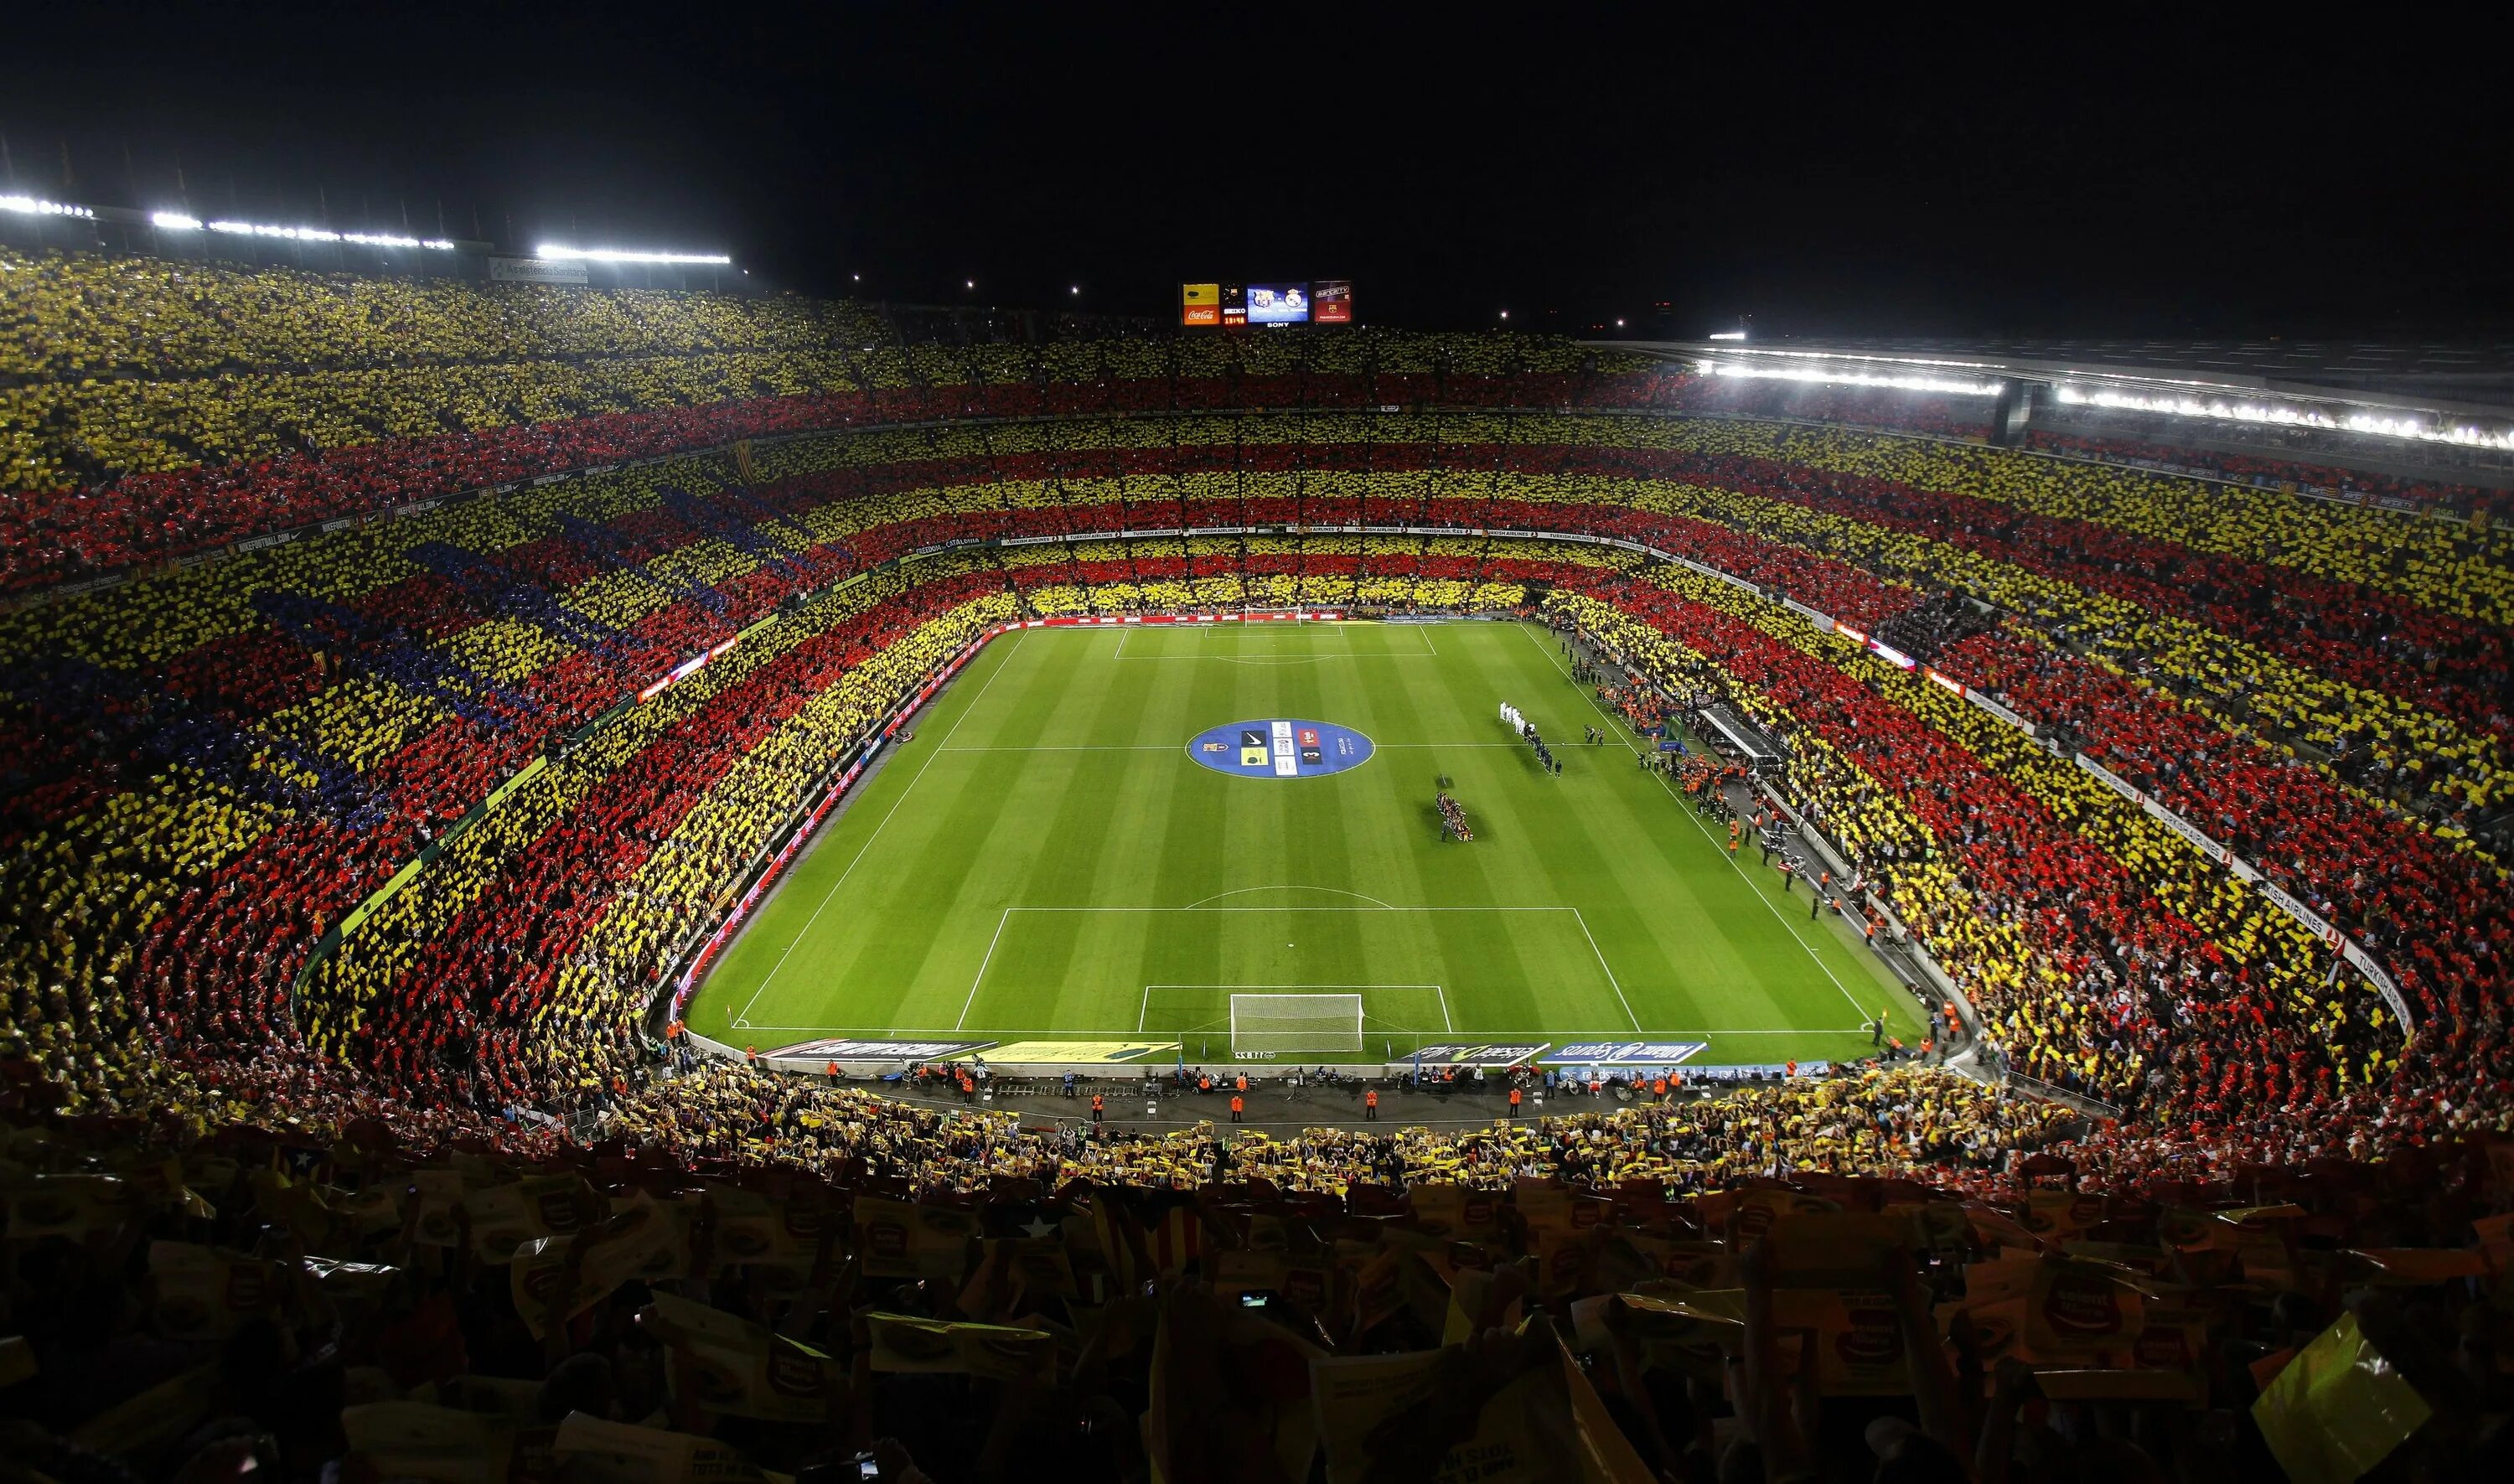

{"left": 1187, "top": 719, "right": 1376, "bottom": 778}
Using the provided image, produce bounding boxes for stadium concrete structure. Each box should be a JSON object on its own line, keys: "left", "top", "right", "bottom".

{"left": 10, "top": 213, "right": 2514, "bottom": 1478}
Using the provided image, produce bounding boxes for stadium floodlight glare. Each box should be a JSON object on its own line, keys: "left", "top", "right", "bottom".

{"left": 1710, "top": 361, "right": 2003, "bottom": 397}
{"left": 1724, "top": 347, "right": 2002, "bottom": 372}
{"left": 0, "top": 194, "right": 96, "bottom": 220}
{"left": 152, "top": 211, "right": 205, "bottom": 230}
{"left": 2055, "top": 385, "right": 2514, "bottom": 453}
{"left": 1707, "top": 330, "right": 1747, "bottom": 340}
{"left": 201, "top": 218, "right": 453, "bottom": 249}
{"left": 533, "top": 245, "right": 732, "bottom": 265}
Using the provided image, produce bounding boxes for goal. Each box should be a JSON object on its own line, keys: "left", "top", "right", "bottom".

{"left": 1229, "top": 993, "right": 1365, "bottom": 1056}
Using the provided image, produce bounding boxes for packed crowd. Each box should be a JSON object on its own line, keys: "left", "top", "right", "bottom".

{"left": 2025, "top": 428, "right": 2508, "bottom": 513}
{"left": 1929, "top": 622, "right": 2514, "bottom": 1147}
{"left": 8, "top": 254, "right": 2514, "bottom": 1473}
{"left": 0, "top": 1056, "right": 2506, "bottom": 1484}
{"left": 1, "top": 247, "right": 1678, "bottom": 589}
{"left": 7, "top": 399, "right": 2506, "bottom": 1143}
{"left": 1538, "top": 581, "right": 2465, "bottom": 1166}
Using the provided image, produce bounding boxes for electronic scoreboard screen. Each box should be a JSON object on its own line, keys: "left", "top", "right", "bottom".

{"left": 1182, "top": 280, "right": 1350, "bottom": 327}
{"left": 1244, "top": 282, "right": 1309, "bottom": 323}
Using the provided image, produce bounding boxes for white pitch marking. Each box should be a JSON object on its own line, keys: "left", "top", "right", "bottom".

{"left": 1521, "top": 621, "right": 1874, "bottom": 1021}
{"left": 1182, "top": 885, "right": 1399, "bottom": 911}
{"left": 733, "top": 628, "right": 1030, "bottom": 1025}
{"left": 732, "top": 1023, "right": 1871, "bottom": 1037}
{"left": 955, "top": 909, "right": 1015, "bottom": 1031}
{"left": 1570, "top": 907, "right": 1643, "bottom": 1032}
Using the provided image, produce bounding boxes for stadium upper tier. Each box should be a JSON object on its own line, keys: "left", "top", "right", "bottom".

{"left": 0, "top": 248, "right": 1657, "bottom": 585}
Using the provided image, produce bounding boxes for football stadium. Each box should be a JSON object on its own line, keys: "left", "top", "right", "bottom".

{"left": 2, "top": 16, "right": 2509, "bottom": 1481}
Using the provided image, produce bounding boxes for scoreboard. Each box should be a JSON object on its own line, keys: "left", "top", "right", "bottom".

{"left": 1181, "top": 279, "right": 1353, "bottom": 327}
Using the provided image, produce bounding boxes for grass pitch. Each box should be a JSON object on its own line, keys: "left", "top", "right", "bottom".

{"left": 688, "top": 619, "right": 1921, "bottom": 1064}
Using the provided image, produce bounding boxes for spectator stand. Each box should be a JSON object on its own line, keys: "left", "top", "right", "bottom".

{"left": 1753, "top": 778, "right": 1972, "bottom": 1027}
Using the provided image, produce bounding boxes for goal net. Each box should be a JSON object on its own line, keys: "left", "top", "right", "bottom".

{"left": 1229, "top": 993, "right": 1365, "bottom": 1056}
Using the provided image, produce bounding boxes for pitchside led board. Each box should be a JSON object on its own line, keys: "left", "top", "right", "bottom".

{"left": 1181, "top": 280, "right": 1352, "bottom": 327}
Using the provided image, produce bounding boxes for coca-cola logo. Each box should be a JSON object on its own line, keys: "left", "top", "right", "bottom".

{"left": 1834, "top": 1303, "right": 1903, "bottom": 1368}
{"left": 537, "top": 1193, "right": 582, "bottom": 1232}
{"left": 225, "top": 1264, "right": 269, "bottom": 1311}
{"left": 2041, "top": 1274, "right": 2124, "bottom": 1337}
{"left": 767, "top": 1350, "right": 824, "bottom": 1397}
{"left": 972, "top": 1331, "right": 1042, "bottom": 1367}
{"left": 1968, "top": 1311, "right": 2020, "bottom": 1358}
{"left": 864, "top": 1221, "right": 907, "bottom": 1259}
{"left": 2132, "top": 1326, "right": 2191, "bottom": 1369}
{"left": 687, "top": 1356, "right": 744, "bottom": 1405}
{"left": 1462, "top": 1197, "right": 1496, "bottom": 1228}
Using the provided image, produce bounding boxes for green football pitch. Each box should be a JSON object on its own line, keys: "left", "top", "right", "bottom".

{"left": 687, "top": 618, "right": 1922, "bottom": 1065}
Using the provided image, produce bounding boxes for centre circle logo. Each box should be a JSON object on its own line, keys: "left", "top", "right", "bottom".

{"left": 1187, "top": 719, "right": 1375, "bottom": 779}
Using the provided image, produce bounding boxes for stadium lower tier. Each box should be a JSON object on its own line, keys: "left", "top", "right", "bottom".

{"left": 0, "top": 535, "right": 2491, "bottom": 1178}
{"left": 3, "top": 404, "right": 2506, "bottom": 1184}
{"left": 13, "top": 1079, "right": 2510, "bottom": 1484}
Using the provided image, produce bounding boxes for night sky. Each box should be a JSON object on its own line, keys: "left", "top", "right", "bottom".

{"left": 11, "top": 3, "right": 2507, "bottom": 337}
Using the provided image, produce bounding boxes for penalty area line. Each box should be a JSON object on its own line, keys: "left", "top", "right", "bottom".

{"left": 1570, "top": 907, "right": 1642, "bottom": 1031}
{"left": 956, "top": 909, "right": 1014, "bottom": 1032}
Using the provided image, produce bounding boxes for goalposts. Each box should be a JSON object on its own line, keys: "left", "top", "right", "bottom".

{"left": 1228, "top": 993, "right": 1365, "bottom": 1056}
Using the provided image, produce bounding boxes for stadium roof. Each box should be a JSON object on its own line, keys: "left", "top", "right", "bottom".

{"left": 1622, "top": 338, "right": 2514, "bottom": 421}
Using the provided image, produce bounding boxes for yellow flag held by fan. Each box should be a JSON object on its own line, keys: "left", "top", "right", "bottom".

{"left": 2253, "top": 1311, "right": 2432, "bottom": 1484}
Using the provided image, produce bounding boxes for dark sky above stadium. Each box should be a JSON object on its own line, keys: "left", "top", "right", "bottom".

{"left": 13, "top": 3, "right": 2507, "bottom": 337}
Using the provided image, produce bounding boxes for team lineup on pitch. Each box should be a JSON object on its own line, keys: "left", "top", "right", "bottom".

{"left": 687, "top": 618, "right": 1921, "bottom": 1066}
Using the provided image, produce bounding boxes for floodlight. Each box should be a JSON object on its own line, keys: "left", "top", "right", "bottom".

{"left": 0, "top": 194, "right": 94, "bottom": 219}
{"left": 2054, "top": 385, "right": 2513, "bottom": 453}
{"left": 1710, "top": 362, "right": 2001, "bottom": 397}
{"left": 199, "top": 218, "right": 449, "bottom": 249}
{"left": 533, "top": 245, "right": 732, "bottom": 265}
